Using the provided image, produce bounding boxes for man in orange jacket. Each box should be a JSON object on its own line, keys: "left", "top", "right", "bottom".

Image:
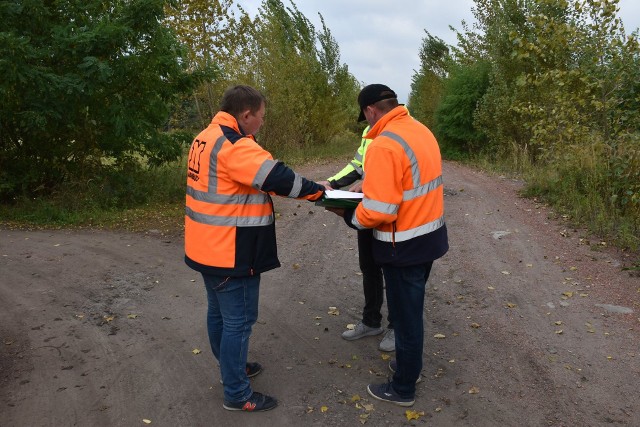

{"left": 185, "top": 85, "right": 325, "bottom": 412}
{"left": 330, "top": 84, "right": 448, "bottom": 406}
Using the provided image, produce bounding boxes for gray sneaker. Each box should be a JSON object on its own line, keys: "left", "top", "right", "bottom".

{"left": 379, "top": 329, "right": 395, "bottom": 352}
{"left": 341, "top": 321, "right": 384, "bottom": 341}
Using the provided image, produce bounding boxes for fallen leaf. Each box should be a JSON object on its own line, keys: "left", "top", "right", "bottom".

{"left": 468, "top": 386, "right": 480, "bottom": 394}
{"left": 405, "top": 410, "right": 425, "bottom": 420}
{"left": 127, "top": 314, "right": 138, "bottom": 319}
{"left": 104, "top": 315, "right": 115, "bottom": 322}
{"left": 346, "top": 323, "right": 356, "bottom": 330}
{"left": 554, "top": 321, "right": 563, "bottom": 325}
{"left": 321, "top": 406, "right": 328, "bottom": 413}
{"left": 362, "top": 403, "right": 374, "bottom": 411}
{"left": 434, "top": 333, "right": 446, "bottom": 339}
{"left": 562, "top": 291, "right": 574, "bottom": 298}
{"left": 328, "top": 307, "right": 339, "bottom": 315}
{"left": 470, "top": 323, "right": 481, "bottom": 329}
{"left": 501, "top": 270, "right": 511, "bottom": 275}
{"left": 505, "top": 302, "right": 517, "bottom": 308}
{"left": 555, "top": 330, "right": 563, "bottom": 335}
{"left": 192, "top": 348, "right": 201, "bottom": 354}
{"left": 359, "top": 413, "right": 370, "bottom": 424}
{"left": 143, "top": 419, "right": 152, "bottom": 424}
{"left": 381, "top": 353, "right": 391, "bottom": 361}
{"left": 570, "top": 266, "right": 578, "bottom": 271}
{"left": 292, "top": 263, "right": 300, "bottom": 269}
{"left": 487, "top": 286, "right": 495, "bottom": 290}
{"left": 351, "top": 394, "right": 361, "bottom": 402}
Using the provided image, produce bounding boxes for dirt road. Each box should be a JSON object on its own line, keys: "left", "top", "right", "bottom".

{"left": 1, "top": 160, "right": 638, "bottom": 427}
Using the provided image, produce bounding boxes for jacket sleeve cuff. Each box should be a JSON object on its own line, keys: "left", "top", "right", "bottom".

{"left": 342, "top": 208, "right": 358, "bottom": 230}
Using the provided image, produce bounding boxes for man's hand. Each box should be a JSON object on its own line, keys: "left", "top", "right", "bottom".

{"left": 317, "top": 180, "right": 333, "bottom": 190}
{"left": 348, "top": 182, "right": 363, "bottom": 192}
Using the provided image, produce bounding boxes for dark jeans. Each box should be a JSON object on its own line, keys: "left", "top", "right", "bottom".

{"left": 383, "top": 261, "right": 433, "bottom": 398}
{"left": 358, "top": 229, "right": 392, "bottom": 329}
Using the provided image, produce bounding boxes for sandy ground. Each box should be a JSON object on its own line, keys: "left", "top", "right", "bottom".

{"left": 1, "top": 160, "right": 639, "bottom": 427}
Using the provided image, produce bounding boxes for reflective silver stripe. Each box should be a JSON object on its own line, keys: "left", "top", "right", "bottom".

{"left": 350, "top": 161, "right": 363, "bottom": 176}
{"left": 351, "top": 212, "right": 366, "bottom": 230}
{"left": 186, "top": 186, "right": 269, "bottom": 205}
{"left": 403, "top": 175, "right": 443, "bottom": 201}
{"left": 288, "top": 173, "right": 303, "bottom": 198}
{"left": 208, "top": 135, "right": 227, "bottom": 193}
{"left": 373, "top": 216, "right": 445, "bottom": 242}
{"left": 186, "top": 207, "right": 274, "bottom": 227}
{"left": 253, "top": 159, "right": 278, "bottom": 190}
{"left": 362, "top": 197, "right": 399, "bottom": 215}
{"left": 380, "top": 131, "right": 421, "bottom": 188}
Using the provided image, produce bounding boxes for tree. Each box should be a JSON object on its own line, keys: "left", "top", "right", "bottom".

{"left": 434, "top": 61, "right": 490, "bottom": 156}
{"left": 408, "top": 32, "right": 450, "bottom": 128}
{"left": 233, "top": 0, "right": 359, "bottom": 150}
{"left": 164, "top": 0, "right": 246, "bottom": 129}
{"left": 0, "top": 0, "right": 204, "bottom": 201}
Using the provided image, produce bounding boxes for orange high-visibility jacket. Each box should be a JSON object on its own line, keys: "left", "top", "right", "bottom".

{"left": 185, "top": 111, "right": 324, "bottom": 276}
{"left": 350, "top": 106, "right": 448, "bottom": 265}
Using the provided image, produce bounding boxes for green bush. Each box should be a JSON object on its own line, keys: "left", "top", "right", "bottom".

{"left": 434, "top": 61, "right": 490, "bottom": 155}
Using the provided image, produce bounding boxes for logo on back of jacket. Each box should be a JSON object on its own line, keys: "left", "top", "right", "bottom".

{"left": 188, "top": 139, "right": 206, "bottom": 182}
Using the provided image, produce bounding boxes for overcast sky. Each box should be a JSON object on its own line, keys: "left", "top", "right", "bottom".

{"left": 238, "top": 0, "right": 640, "bottom": 103}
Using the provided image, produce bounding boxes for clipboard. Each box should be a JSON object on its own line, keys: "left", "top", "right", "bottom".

{"left": 315, "top": 189, "right": 363, "bottom": 209}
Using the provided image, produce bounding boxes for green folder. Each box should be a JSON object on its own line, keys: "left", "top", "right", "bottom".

{"left": 315, "top": 195, "right": 361, "bottom": 209}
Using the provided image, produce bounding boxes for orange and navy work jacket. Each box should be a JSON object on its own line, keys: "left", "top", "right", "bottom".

{"left": 348, "top": 106, "right": 448, "bottom": 266}
{"left": 185, "top": 111, "right": 324, "bottom": 276}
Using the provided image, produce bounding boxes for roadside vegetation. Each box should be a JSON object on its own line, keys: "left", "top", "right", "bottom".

{"left": 1, "top": 0, "right": 638, "bottom": 256}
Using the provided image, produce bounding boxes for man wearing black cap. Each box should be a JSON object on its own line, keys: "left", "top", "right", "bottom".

{"left": 329, "top": 84, "right": 449, "bottom": 406}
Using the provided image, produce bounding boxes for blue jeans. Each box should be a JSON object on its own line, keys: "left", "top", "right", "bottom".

{"left": 202, "top": 273, "right": 260, "bottom": 403}
{"left": 383, "top": 262, "right": 433, "bottom": 398}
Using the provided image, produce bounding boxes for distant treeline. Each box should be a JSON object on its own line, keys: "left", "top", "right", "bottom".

{"left": 1, "top": 0, "right": 638, "bottom": 248}
{"left": 409, "top": 0, "right": 639, "bottom": 248}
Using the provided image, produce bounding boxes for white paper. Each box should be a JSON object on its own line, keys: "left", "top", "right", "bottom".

{"left": 324, "top": 189, "right": 364, "bottom": 199}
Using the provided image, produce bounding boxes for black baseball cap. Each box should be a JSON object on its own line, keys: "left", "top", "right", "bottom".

{"left": 357, "top": 84, "right": 397, "bottom": 122}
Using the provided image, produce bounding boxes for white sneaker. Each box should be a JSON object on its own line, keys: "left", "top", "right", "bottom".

{"left": 379, "top": 329, "right": 395, "bottom": 352}
{"left": 341, "top": 321, "right": 384, "bottom": 341}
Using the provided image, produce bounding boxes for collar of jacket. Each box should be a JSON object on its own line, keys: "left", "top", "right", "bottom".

{"left": 364, "top": 105, "right": 408, "bottom": 140}
{"left": 210, "top": 111, "right": 255, "bottom": 140}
